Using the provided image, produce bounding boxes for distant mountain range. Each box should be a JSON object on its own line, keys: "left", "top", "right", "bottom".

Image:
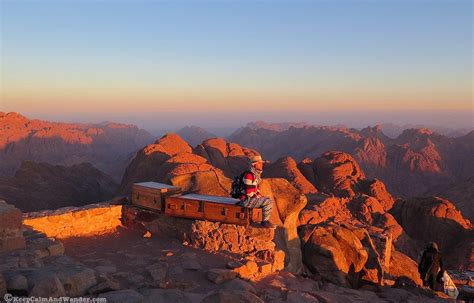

{"left": 1, "top": 113, "right": 472, "bottom": 217}
{"left": 228, "top": 124, "right": 474, "bottom": 198}
{"left": 0, "top": 112, "right": 154, "bottom": 179}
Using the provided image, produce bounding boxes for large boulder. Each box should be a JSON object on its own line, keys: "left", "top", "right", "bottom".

{"left": 194, "top": 138, "right": 257, "bottom": 178}
{"left": 351, "top": 228, "right": 390, "bottom": 285}
{"left": 390, "top": 196, "right": 472, "bottom": 270}
{"left": 347, "top": 195, "right": 403, "bottom": 240}
{"left": 170, "top": 170, "right": 232, "bottom": 197}
{"left": 259, "top": 178, "right": 307, "bottom": 274}
{"left": 299, "top": 224, "right": 368, "bottom": 286}
{"left": 361, "top": 179, "right": 395, "bottom": 211}
{"left": 264, "top": 156, "right": 317, "bottom": 194}
{"left": 313, "top": 151, "right": 366, "bottom": 198}
{"left": 390, "top": 196, "right": 471, "bottom": 251}
{"left": 298, "top": 195, "right": 352, "bottom": 226}
{"left": 118, "top": 133, "right": 193, "bottom": 193}
{"left": 388, "top": 251, "right": 423, "bottom": 286}
{"left": 145, "top": 133, "right": 193, "bottom": 157}
{"left": 29, "top": 274, "right": 67, "bottom": 297}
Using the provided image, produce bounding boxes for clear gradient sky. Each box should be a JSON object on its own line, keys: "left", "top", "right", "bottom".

{"left": 0, "top": 0, "right": 472, "bottom": 129}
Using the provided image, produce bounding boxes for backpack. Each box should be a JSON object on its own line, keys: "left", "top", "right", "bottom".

{"left": 230, "top": 171, "right": 251, "bottom": 199}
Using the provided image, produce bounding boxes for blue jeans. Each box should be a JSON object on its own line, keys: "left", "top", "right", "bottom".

{"left": 239, "top": 196, "right": 273, "bottom": 221}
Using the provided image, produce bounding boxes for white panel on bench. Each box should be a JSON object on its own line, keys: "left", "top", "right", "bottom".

{"left": 180, "top": 194, "right": 240, "bottom": 205}
{"left": 134, "top": 182, "right": 180, "bottom": 190}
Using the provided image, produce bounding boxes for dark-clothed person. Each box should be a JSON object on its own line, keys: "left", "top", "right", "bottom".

{"left": 418, "top": 242, "right": 444, "bottom": 290}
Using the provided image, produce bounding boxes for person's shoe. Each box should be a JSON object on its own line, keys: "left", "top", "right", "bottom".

{"left": 261, "top": 221, "right": 276, "bottom": 229}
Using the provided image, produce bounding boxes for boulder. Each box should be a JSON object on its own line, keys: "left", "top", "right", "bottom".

{"left": 388, "top": 251, "right": 423, "bottom": 286}
{"left": 259, "top": 178, "right": 307, "bottom": 274}
{"left": 390, "top": 196, "right": 471, "bottom": 252}
{"left": 298, "top": 195, "right": 351, "bottom": 226}
{"left": 118, "top": 133, "right": 192, "bottom": 193}
{"left": 170, "top": 170, "right": 232, "bottom": 197}
{"left": 264, "top": 156, "right": 317, "bottom": 194}
{"left": 145, "top": 133, "right": 193, "bottom": 157}
{"left": 347, "top": 195, "right": 384, "bottom": 224}
{"left": 312, "top": 151, "right": 365, "bottom": 198}
{"left": 299, "top": 224, "right": 368, "bottom": 286}
{"left": 53, "top": 262, "right": 98, "bottom": 297}
{"left": 194, "top": 138, "right": 257, "bottom": 178}
{"left": 29, "top": 273, "right": 67, "bottom": 298}
{"left": 347, "top": 195, "right": 403, "bottom": 240}
{"left": 233, "top": 260, "right": 259, "bottom": 281}
{"left": 351, "top": 228, "right": 390, "bottom": 285}
{"left": 361, "top": 179, "right": 395, "bottom": 211}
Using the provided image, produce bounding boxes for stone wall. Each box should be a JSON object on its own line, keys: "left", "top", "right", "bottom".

{"left": 23, "top": 203, "right": 123, "bottom": 239}
{"left": 123, "top": 205, "right": 285, "bottom": 281}
{"left": 123, "top": 205, "right": 275, "bottom": 253}
{"left": 0, "top": 200, "right": 26, "bottom": 252}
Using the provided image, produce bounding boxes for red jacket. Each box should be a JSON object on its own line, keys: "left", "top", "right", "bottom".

{"left": 240, "top": 171, "right": 262, "bottom": 200}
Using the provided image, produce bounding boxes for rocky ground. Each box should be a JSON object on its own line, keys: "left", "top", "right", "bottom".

{"left": 6, "top": 220, "right": 474, "bottom": 303}
{"left": 0, "top": 224, "right": 457, "bottom": 303}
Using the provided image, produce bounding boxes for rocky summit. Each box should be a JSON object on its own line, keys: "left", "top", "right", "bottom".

{"left": 0, "top": 120, "right": 472, "bottom": 302}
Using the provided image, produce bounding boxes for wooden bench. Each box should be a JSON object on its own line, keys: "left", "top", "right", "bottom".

{"left": 131, "top": 182, "right": 262, "bottom": 226}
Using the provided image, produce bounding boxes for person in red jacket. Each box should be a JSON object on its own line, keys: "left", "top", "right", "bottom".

{"left": 239, "top": 155, "right": 275, "bottom": 228}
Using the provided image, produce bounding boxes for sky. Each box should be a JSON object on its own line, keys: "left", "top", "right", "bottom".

{"left": 0, "top": 0, "right": 472, "bottom": 130}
